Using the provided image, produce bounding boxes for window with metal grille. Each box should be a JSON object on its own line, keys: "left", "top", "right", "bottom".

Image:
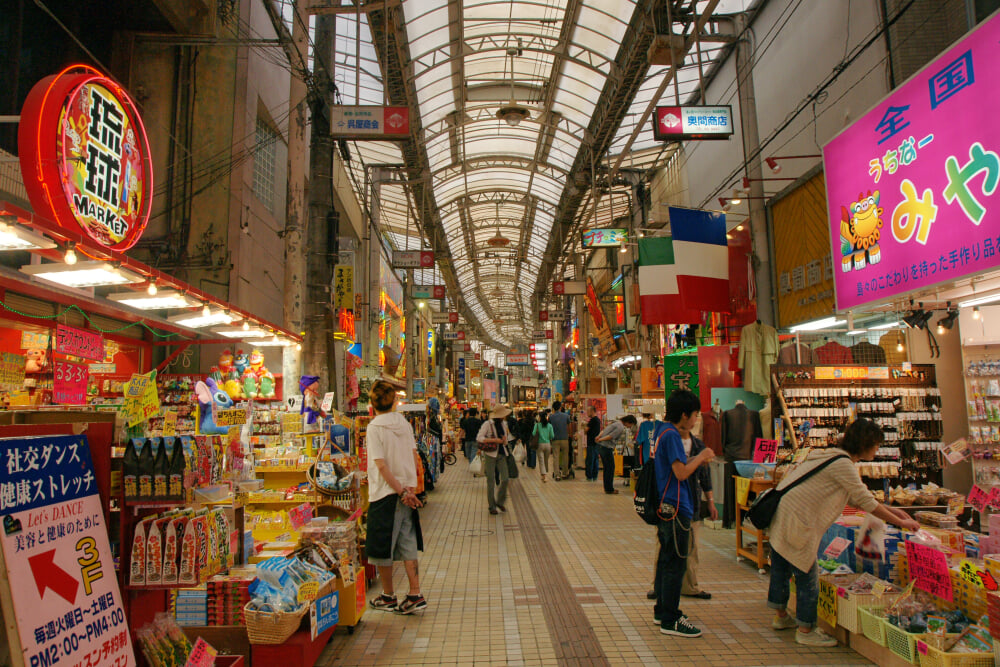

{"left": 253, "top": 117, "right": 279, "bottom": 212}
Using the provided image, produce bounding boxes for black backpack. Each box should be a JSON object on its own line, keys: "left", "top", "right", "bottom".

{"left": 633, "top": 458, "right": 663, "bottom": 525}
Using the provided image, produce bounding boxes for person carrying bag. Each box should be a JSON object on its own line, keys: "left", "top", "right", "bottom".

{"left": 477, "top": 405, "right": 514, "bottom": 515}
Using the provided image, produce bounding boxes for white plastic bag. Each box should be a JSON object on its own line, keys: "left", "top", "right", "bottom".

{"left": 513, "top": 442, "right": 527, "bottom": 464}
{"left": 469, "top": 453, "right": 485, "bottom": 477}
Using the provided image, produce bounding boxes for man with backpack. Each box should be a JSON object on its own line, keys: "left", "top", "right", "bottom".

{"left": 650, "top": 390, "right": 714, "bottom": 638}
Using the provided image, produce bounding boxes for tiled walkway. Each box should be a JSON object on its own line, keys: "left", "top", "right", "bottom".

{"left": 318, "top": 462, "right": 871, "bottom": 666}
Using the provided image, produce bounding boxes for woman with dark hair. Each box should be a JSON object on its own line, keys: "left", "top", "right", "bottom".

{"left": 532, "top": 410, "right": 555, "bottom": 482}
{"left": 766, "top": 418, "right": 919, "bottom": 647}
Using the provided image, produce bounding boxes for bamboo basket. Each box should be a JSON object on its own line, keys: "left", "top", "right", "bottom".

{"left": 244, "top": 603, "right": 309, "bottom": 645}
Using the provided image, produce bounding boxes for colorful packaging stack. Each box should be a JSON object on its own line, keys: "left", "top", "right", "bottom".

{"left": 207, "top": 574, "right": 253, "bottom": 626}
{"left": 172, "top": 588, "right": 208, "bottom": 627}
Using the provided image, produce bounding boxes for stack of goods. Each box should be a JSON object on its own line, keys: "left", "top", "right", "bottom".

{"left": 886, "top": 592, "right": 991, "bottom": 651}
{"left": 248, "top": 556, "right": 335, "bottom": 612}
{"left": 299, "top": 520, "right": 359, "bottom": 582}
{"left": 135, "top": 613, "right": 195, "bottom": 667}
{"left": 130, "top": 507, "right": 233, "bottom": 586}
{"left": 172, "top": 588, "right": 208, "bottom": 627}
{"left": 208, "top": 574, "right": 254, "bottom": 626}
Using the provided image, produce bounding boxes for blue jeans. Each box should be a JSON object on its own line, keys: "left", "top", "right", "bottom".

{"left": 767, "top": 547, "right": 819, "bottom": 629}
{"left": 526, "top": 443, "right": 537, "bottom": 468}
{"left": 465, "top": 441, "right": 477, "bottom": 461}
{"left": 585, "top": 444, "right": 599, "bottom": 480}
{"left": 653, "top": 514, "right": 691, "bottom": 627}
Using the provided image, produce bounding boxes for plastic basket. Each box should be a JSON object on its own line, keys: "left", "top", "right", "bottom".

{"left": 839, "top": 589, "right": 900, "bottom": 635}
{"left": 859, "top": 606, "right": 890, "bottom": 646}
{"left": 916, "top": 635, "right": 995, "bottom": 667}
{"left": 884, "top": 620, "right": 922, "bottom": 665}
{"left": 243, "top": 603, "right": 308, "bottom": 645}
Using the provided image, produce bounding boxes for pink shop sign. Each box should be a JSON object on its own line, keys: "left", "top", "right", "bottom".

{"left": 823, "top": 10, "right": 1000, "bottom": 311}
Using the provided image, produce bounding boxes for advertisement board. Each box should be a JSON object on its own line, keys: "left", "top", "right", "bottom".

{"left": 330, "top": 105, "right": 409, "bottom": 139}
{"left": 582, "top": 228, "right": 627, "bottom": 247}
{"left": 653, "top": 105, "right": 734, "bottom": 141}
{"left": 823, "top": 12, "right": 1000, "bottom": 310}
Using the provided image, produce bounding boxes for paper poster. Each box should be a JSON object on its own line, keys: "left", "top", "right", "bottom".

{"left": 905, "top": 540, "right": 953, "bottom": 601}
{"left": 817, "top": 578, "right": 838, "bottom": 627}
{"left": 184, "top": 637, "right": 217, "bottom": 667}
{"left": 162, "top": 411, "right": 177, "bottom": 437}
{"left": 121, "top": 371, "right": 159, "bottom": 427}
{"left": 53, "top": 359, "right": 89, "bottom": 405}
{"left": 0, "top": 351, "right": 26, "bottom": 391}
{"left": 310, "top": 590, "right": 339, "bottom": 640}
{"left": 0, "top": 435, "right": 135, "bottom": 667}
{"left": 967, "top": 484, "right": 989, "bottom": 513}
{"left": 321, "top": 392, "right": 335, "bottom": 413}
{"left": 753, "top": 438, "right": 779, "bottom": 464}
{"left": 988, "top": 487, "right": 1000, "bottom": 510}
{"left": 823, "top": 537, "right": 852, "bottom": 559}
{"left": 55, "top": 324, "right": 104, "bottom": 362}
{"left": 213, "top": 407, "right": 248, "bottom": 428}
{"left": 959, "top": 560, "right": 998, "bottom": 591}
{"left": 20, "top": 331, "right": 50, "bottom": 350}
{"left": 942, "top": 438, "right": 971, "bottom": 465}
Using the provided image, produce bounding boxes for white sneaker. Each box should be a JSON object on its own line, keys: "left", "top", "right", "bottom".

{"left": 772, "top": 613, "right": 797, "bottom": 630}
{"left": 796, "top": 628, "right": 837, "bottom": 647}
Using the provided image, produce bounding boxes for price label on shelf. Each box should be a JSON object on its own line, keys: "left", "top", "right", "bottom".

{"left": 817, "top": 578, "right": 837, "bottom": 627}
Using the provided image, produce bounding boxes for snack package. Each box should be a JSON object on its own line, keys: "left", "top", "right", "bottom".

{"left": 856, "top": 514, "right": 887, "bottom": 561}
{"left": 146, "top": 516, "right": 172, "bottom": 585}
{"left": 179, "top": 515, "right": 199, "bottom": 585}
{"left": 162, "top": 514, "right": 188, "bottom": 585}
{"left": 130, "top": 518, "right": 148, "bottom": 586}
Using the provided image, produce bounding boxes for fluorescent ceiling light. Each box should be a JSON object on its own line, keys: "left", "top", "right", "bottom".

{"left": 212, "top": 326, "right": 272, "bottom": 338}
{"left": 0, "top": 223, "right": 56, "bottom": 251}
{"left": 847, "top": 329, "right": 867, "bottom": 336}
{"left": 252, "top": 338, "right": 295, "bottom": 347}
{"left": 959, "top": 293, "right": 1000, "bottom": 308}
{"left": 788, "top": 317, "right": 845, "bottom": 332}
{"left": 107, "top": 289, "right": 200, "bottom": 310}
{"left": 168, "top": 309, "right": 234, "bottom": 328}
{"left": 21, "top": 261, "right": 143, "bottom": 287}
{"left": 869, "top": 320, "right": 902, "bottom": 330}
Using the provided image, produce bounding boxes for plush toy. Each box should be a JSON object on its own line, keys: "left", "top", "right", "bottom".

{"left": 300, "top": 375, "right": 324, "bottom": 425}
{"left": 217, "top": 349, "right": 244, "bottom": 399}
{"left": 195, "top": 378, "right": 234, "bottom": 435}
{"left": 241, "top": 348, "right": 275, "bottom": 399}
{"left": 25, "top": 349, "right": 48, "bottom": 373}
{"left": 234, "top": 349, "right": 249, "bottom": 377}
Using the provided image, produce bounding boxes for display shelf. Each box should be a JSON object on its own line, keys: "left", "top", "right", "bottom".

{"left": 256, "top": 465, "right": 312, "bottom": 473}
{"left": 124, "top": 499, "right": 187, "bottom": 508}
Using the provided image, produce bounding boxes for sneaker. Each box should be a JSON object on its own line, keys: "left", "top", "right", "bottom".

{"left": 369, "top": 594, "right": 397, "bottom": 612}
{"left": 660, "top": 617, "right": 702, "bottom": 638}
{"left": 772, "top": 613, "right": 798, "bottom": 631}
{"left": 653, "top": 613, "right": 687, "bottom": 626}
{"left": 496, "top": 504, "right": 507, "bottom": 513}
{"left": 795, "top": 628, "right": 837, "bottom": 647}
{"left": 397, "top": 595, "right": 428, "bottom": 615}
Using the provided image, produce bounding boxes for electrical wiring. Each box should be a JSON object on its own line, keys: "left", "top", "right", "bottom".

{"left": 0, "top": 298, "right": 181, "bottom": 338}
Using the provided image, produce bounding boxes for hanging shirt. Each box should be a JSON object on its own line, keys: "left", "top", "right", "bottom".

{"left": 852, "top": 340, "right": 888, "bottom": 365}
{"left": 636, "top": 420, "right": 657, "bottom": 464}
{"left": 738, "top": 322, "right": 779, "bottom": 396}
{"left": 778, "top": 342, "right": 814, "bottom": 365}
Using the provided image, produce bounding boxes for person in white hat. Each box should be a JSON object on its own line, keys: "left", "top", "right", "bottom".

{"left": 477, "top": 405, "right": 515, "bottom": 515}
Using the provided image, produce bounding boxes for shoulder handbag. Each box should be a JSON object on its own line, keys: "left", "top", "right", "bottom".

{"left": 479, "top": 420, "right": 499, "bottom": 452}
{"left": 747, "top": 454, "right": 848, "bottom": 530}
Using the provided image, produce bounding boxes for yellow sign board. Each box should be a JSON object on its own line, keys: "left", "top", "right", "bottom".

{"left": 162, "top": 410, "right": 177, "bottom": 436}
{"left": 334, "top": 264, "right": 354, "bottom": 310}
{"left": 817, "top": 578, "right": 838, "bottom": 627}
{"left": 215, "top": 407, "right": 248, "bottom": 427}
{"left": 121, "top": 370, "right": 159, "bottom": 427}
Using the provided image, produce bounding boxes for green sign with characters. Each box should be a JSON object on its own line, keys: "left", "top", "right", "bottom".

{"left": 662, "top": 351, "right": 699, "bottom": 399}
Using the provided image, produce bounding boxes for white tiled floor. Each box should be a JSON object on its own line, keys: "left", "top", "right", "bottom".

{"left": 318, "top": 462, "right": 871, "bottom": 666}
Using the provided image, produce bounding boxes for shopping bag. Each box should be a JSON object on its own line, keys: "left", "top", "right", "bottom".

{"left": 513, "top": 442, "right": 527, "bottom": 463}
{"left": 469, "top": 454, "right": 484, "bottom": 477}
{"left": 507, "top": 454, "right": 519, "bottom": 479}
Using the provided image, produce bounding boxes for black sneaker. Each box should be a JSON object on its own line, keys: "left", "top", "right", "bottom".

{"left": 661, "top": 617, "right": 702, "bottom": 637}
{"left": 397, "top": 595, "right": 428, "bottom": 615}
{"left": 369, "top": 594, "right": 397, "bottom": 612}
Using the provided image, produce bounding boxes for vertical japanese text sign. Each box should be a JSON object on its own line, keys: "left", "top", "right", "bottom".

{"left": 0, "top": 435, "right": 135, "bottom": 667}
{"left": 824, "top": 12, "right": 1000, "bottom": 310}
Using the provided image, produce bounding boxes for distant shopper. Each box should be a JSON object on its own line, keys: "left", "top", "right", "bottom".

{"left": 635, "top": 413, "right": 657, "bottom": 466}
{"left": 365, "top": 380, "right": 427, "bottom": 615}
{"left": 767, "top": 418, "right": 919, "bottom": 647}
{"left": 518, "top": 410, "right": 536, "bottom": 469}
{"left": 548, "top": 402, "right": 572, "bottom": 480}
{"left": 585, "top": 406, "right": 601, "bottom": 481}
{"left": 532, "top": 411, "right": 555, "bottom": 482}
{"left": 594, "top": 415, "right": 637, "bottom": 494}
{"left": 477, "top": 405, "right": 515, "bottom": 515}
{"left": 460, "top": 408, "right": 482, "bottom": 462}
{"left": 652, "top": 390, "right": 714, "bottom": 638}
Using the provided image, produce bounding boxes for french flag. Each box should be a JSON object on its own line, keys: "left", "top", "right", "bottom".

{"left": 669, "top": 207, "right": 731, "bottom": 313}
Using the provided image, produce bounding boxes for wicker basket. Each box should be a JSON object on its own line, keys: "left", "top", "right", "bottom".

{"left": 306, "top": 439, "right": 351, "bottom": 499}
{"left": 244, "top": 603, "right": 309, "bottom": 645}
{"left": 859, "top": 606, "right": 890, "bottom": 646}
{"left": 916, "top": 635, "right": 995, "bottom": 667}
{"left": 884, "top": 620, "right": 923, "bottom": 665}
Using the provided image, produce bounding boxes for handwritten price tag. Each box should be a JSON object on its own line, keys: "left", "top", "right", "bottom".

{"left": 905, "top": 540, "right": 953, "bottom": 601}
{"left": 817, "top": 578, "right": 838, "bottom": 627}
{"left": 52, "top": 359, "right": 88, "bottom": 404}
{"left": 968, "top": 484, "right": 989, "bottom": 513}
{"left": 753, "top": 438, "right": 779, "bottom": 464}
{"left": 185, "top": 637, "right": 217, "bottom": 667}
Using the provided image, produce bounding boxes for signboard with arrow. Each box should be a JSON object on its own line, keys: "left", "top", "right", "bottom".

{"left": 0, "top": 435, "right": 135, "bottom": 666}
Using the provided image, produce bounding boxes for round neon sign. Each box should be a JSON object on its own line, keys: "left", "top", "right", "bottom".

{"left": 19, "top": 65, "right": 153, "bottom": 251}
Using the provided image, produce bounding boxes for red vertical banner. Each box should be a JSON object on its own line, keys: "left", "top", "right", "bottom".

{"left": 697, "top": 345, "right": 737, "bottom": 412}
{"left": 53, "top": 359, "right": 89, "bottom": 404}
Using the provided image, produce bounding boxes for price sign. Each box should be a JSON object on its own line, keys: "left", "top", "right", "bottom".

{"left": 321, "top": 392, "right": 335, "bottom": 412}
{"left": 53, "top": 359, "right": 88, "bottom": 405}
{"left": 817, "top": 578, "right": 838, "bottom": 627}
{"left": 213, "top": 407, "right": 248, "bottom": 427}
{"left": 905, "top": 540, "right": 953, "bottom": 601}
{"left": 753, "top": 438, "right": 779, "bottom": 464}
{"left": 55, "top": 324, "right": 104, "bottom": 362}
{"left": 0, "top": 435, "right": 136, "bottom": 667}
{"left": 823, "top": 537, "right": 852, "bottom": 559}
{"left": 988, "top": 487, "right": 1000, "bottom": 510}
{"left": 968, "top": 484, "right": 989, "bottom": 513}
{"left": 0, "top": 351, "right": 26, "bottom": 391}
{"left": 121, "top": 371, "right": 159, "bottom": 427}
{"left": 184, "top": 637, "right": 217, "bottom": 667}
{"left": 162, "top": 411, "right": 177, "bottom": 437}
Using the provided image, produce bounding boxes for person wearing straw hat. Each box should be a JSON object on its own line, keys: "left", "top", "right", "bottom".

{"left": 477, "top": 404, "right": 515, "bottom": 515}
